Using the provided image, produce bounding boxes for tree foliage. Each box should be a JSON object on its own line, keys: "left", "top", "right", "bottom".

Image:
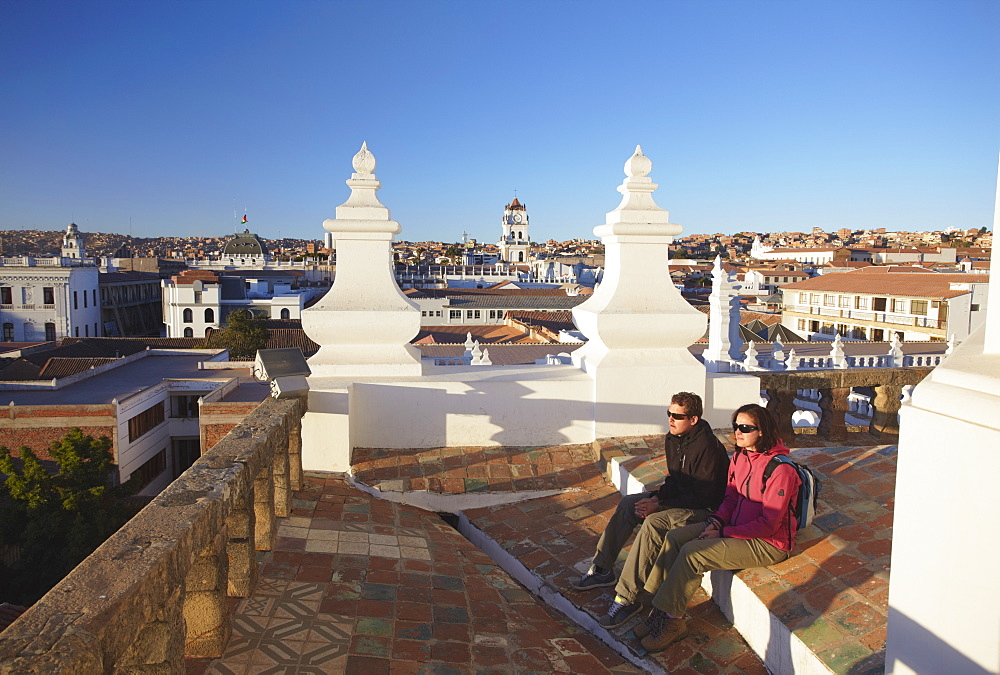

{"left": 0, "top": 429, "right": 136, "bottom": 605}
{"left": 214, "top": 308, "right": 271, "bottom": 359}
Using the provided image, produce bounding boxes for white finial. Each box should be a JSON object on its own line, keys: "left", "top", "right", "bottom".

{"left": 624, "top": 145, "right": 652, "bottom": 178}
{"left": 352, "top": 141, "right": 376, "bottom": 174}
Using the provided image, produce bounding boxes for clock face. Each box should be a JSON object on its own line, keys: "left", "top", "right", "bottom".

{"left": 513, "top": 214, "right": 522, "bottom": 223}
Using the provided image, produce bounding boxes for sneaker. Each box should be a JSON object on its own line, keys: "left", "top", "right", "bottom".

{"left": 569, "top": 566, "right": 616, "bottom": 591}
{"left": 598, "top": 596, "right": 645, "bottom": 628}
{"left": 640, "top": 611, "right": 688, "bottom": 652}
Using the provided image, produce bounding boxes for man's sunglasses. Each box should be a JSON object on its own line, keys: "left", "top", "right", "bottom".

{"left": 667, "top": 412, "right": 691, "bottom": 420}
{"left": 733, "top": 423, "right": 760, "bottom": 433}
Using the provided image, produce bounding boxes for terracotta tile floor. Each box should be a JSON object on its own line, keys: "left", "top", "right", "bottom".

{"left": 189, "top": 434, "right": 894, "bottom": 674}
{"left": 187, "top": 474, "right": 643, "bottom": 674}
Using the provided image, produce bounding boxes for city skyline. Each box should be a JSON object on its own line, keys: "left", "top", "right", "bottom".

{"left": 2, "top": 1, "right": 998, "bottom": 243}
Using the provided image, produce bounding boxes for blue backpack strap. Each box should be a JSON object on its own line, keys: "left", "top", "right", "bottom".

{"left": 760, "top": 454, "right": 791, "bottom": 493}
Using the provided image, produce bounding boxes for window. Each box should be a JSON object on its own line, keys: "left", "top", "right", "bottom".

{"left": 971, "top": 304, "right": 980, "bottom": 312}
{"left": 130, "top": 449, "right": 167, "bottom": 490}
{"left": 205, "top": 308, "right": 214, "bottom": 323}
{"left": 43, "top": 287, "right": 54, "bottom": 305}
{"left": 450, "top": 310, "right": 461, "bottom": 320}
{"left": 83, "top": 292, "right": 87, "bottom": 308}
{"left": 798, "top": 319, "right": 807, "bottom": 330}
{"left": 838, "top": 296, "right": 850, "bottom": 308}
{"left": 280, "top": 308, "right": 290, "bottom": 320}
{"left": 171, "top": 438, "right": 201, "bottom": 478}
{"left": 436, "top": 311, "right": 442, "bottom": 317}
{"left": 171, "top": 394, "right": 200, "bottom": 418}
{"left": 95, "top": 323, "right": 99, "bottom": 337}
{"left": 85, "top": 324, "right": 89, "bottom": 337}
{"left": 183, "top": 327, "right": 194, "bottom": 337}
{"left": 73, "top": 291, "right": 78, "bottom": 309}
{"left": 823, "top": 294, "right": 835, "bottom": 307}
{"left": 821, "top": 323, "right": 835, "bottom": 334}
{"left": 873, "top": 297, "right": 887, "bottom": 311}
{"left": 855, "top": 296, "right": 869, "bottom": 310}
{"left": 127, "top": 402, "right": 165, "bottom": 442}
{"left": 0, "top": 288, "right": 11, "bottom": 305}
{"left": 183, "top": 308, "right": 193, "bottom": 323}
{"left": 421, "top": 311, "right": 426, "bottom": 317}
{"left": 193, "top": 291, "right": 202, "bottom": 304}
{"left": 910, "top": 300, "right": 928, "bottom": 316}
{"left": 891, "top": 298, "right": 906, "bottom": 313}
{"left": 809, "top": 294, "right": 820, "bottom": 305}
{"left": 45, "top": 323, "right": 56, "bottom": 341}
{"left": 2, "top": 323, "right": 12, "bottom": 341}
{"left": 809, "top": 320, "right": 819, "bottom": 332}
{"left": 93, "top": 289, "right": 97, "bottom": 306}
{"left": 74, "top": 327, "right": 79, "bottom": 337}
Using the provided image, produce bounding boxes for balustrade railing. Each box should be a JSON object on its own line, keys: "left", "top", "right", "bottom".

{"left": 0, "top": 396, "right": 306, "bottom": 671}
{"left": 756, "top": 368, "right": 932, "bottom": 443}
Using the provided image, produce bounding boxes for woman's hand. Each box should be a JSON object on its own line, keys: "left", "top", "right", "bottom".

{"left": 697, "top": 523, "right": 722, "bottom": 540}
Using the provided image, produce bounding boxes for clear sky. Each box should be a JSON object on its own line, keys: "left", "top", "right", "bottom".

{"left": 1, "top": 1, "right": 997, "bottom": 244}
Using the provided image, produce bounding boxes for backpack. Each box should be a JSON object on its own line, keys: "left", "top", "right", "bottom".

{"left": 761, "top": 455, "right": 821, "bottom": 529}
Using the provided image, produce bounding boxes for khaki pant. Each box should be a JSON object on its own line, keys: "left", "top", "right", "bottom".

{"left": 593, "top": 492, "right": 707, "bottom": 573}
{"left": 648, "top": 522, "right": 791, "bottom": 616}
{"left": 614, "top": 506, "right": 709, "bottom": 602}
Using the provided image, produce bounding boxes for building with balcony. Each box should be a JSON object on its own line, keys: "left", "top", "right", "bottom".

{"left": 780, "top": 266, "right": 989, "bottom": 341}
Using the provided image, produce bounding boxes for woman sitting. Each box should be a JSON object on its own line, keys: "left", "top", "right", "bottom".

{"left": 634, "top": 403, "right": 802, "bottom": 652}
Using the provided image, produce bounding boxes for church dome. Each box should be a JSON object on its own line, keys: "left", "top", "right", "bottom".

{"left": 222, "top": 229, "right": 268, "bottom": 257}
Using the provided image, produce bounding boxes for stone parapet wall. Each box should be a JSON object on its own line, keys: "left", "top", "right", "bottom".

{"left": 0, "top": 395, "right": 306, "bottom": 672}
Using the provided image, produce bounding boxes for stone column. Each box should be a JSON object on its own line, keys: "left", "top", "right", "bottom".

{"left": 289, "top": 414, "right": 303, "bottom": 491}
{"left": 869, "top": 383, "right": 903, "bottom": 440}
{"left": 302, "top": 143, "right": 422, "bottom": 377}
{"left": 765, "top": 387, "right": 797, "bottom": 446}
{"left": 572, "top": 147, "right": 707, "bottom": 438}
{"left": 183, "top": 532, "right": 231, "bottom": 658}
{"left": 273, "top": 432, "right": 291, "bottom": 518}
{"left": 817, "top": 387, "right": 850, "bottom": 441}
{"left": 254, "top": 465, "right": 275, "bottom": 551}
{"left": 703, "top": 255, "right": 743, "bottom": 371}
{"left": 227, "top": 484, "right": 257, "bottom": 597}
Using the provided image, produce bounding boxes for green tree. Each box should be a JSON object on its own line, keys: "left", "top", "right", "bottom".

{"left": 214, "top": 309, "right": 271, "bottom": 359}
{"left": 0, "top": 429, "right": 132, "bottom": 604}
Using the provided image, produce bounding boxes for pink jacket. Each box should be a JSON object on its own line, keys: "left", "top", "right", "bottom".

{"left": 713, "top": 440, "right": 799, "bottom": 552}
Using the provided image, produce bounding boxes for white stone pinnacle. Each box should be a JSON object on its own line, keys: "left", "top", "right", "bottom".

{"left": 352, "top": 141, "right": 376, "bottom": 174}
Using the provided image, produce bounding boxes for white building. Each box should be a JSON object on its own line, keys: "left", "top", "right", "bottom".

{"left": 162, "top": 269, "right": 318, "bottom": 338}
{"left": 0, "top": 223, "right": 102, "bottom": 342}
{"left": 781, "top": 266, "right": 989, "bottom": 342}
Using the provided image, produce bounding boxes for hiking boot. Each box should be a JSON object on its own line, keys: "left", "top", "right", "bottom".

{"left": 598, "top": 596, "right": 645, "bottom": 628}
{"left": 569, "top": 565, "right": 616, "bottom": 591}
{"left": 640, "top": 611, "right": 688, "bottom": 653}
{"left": 633, "top": 609, "right": 654, "bottom": 638}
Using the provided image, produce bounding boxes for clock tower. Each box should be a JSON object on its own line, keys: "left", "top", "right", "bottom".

{"left": 499, "top": 196, "right": 530, "bottom": 263}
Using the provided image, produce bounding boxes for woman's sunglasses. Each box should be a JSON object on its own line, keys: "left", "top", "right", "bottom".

{"left": 733, "top": 423, "right": 760, "bottom": 434}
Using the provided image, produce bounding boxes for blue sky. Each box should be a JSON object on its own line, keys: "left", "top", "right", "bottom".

{"left": 1, "top": 1, "right": 997, "bottom": 244}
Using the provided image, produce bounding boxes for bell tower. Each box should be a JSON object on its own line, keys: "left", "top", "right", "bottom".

{"left": 61, "top": 222, "right": 87, "bottom": 259}
{"left": 499, "top": 197, "right": 530, "bottom": 263}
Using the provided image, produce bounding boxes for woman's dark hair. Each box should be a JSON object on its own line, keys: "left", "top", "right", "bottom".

{"left": 731, "top": 403, "right": 781, "bottom": 453}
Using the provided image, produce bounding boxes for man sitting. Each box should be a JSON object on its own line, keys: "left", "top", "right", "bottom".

{"left": 571, "top": 392, "right": 728, "bottom": 628}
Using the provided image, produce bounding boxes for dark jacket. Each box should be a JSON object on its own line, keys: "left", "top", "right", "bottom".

{"left": 654, "top": 418, "right": 728, "bottom": 511}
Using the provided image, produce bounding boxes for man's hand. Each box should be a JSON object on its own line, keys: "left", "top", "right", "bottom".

{"left": 697, "top": 522, "right": 722, "bottom": 540}
{"left": 633, "top": 496, "right": 660, "bottom": 518}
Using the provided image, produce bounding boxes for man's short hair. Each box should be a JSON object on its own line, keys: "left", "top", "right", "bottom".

{"left": 671, "top": 392, "right": 703, "bottom": 419}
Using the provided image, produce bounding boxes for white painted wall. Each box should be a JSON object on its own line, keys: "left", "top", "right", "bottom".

{"left": 886, "top": 328, "right": 1000, "bottom": 674}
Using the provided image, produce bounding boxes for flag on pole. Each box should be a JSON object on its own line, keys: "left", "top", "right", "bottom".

{"left": 241, "top": 214, "right": 248, "bottom": 224}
